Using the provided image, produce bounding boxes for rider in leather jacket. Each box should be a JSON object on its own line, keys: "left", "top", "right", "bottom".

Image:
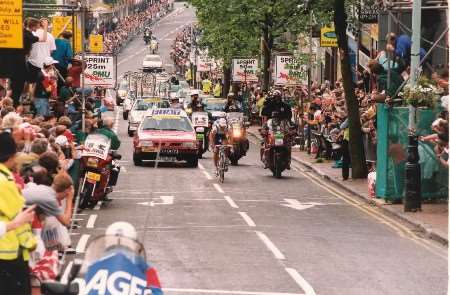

{"left": 261, "top": 90, "right": 292, "bottom": 121}
{"left": 187, "top": 90, "right": 206, "bottom": 112}
{"left": 223, "top": 92, "right": 242, "bottom": 113}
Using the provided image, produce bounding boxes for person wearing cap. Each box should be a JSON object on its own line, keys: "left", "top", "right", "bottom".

{"left": 223, "top": 92, "right": 241, "bottom": 113}
{"left": 34, "top": 57, "right": 59, "bottom": 117}
{"left": 0, "top": 132, "right": 37, "bottom": 295}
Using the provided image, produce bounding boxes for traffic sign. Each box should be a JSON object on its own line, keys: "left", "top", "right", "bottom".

{"left": 0, "top": 0, "right": 23, "bottom": 48}
{"left": 320, "top": 26, "right": 338, "bottom": 48}
{"left": 89, "top": 34, "right": 104, "bottom": 53}
{"left": 52, "top": 16, "right": 83, "bottom": 52}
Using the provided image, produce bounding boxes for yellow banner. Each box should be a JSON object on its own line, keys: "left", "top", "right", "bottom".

{"left": 52, "top": 16, "right": 82, "bottom": 52}
{"left": 0, "top": 0, "right": 23, "bottom": 48}
{"left": 320, "top": 26, "right": 338, "bottom": 48}
{"left": 89, "top": 34, "right": 103, "bottom": 53}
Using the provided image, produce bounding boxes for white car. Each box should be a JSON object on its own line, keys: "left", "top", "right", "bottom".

{"left": 127, "top": 97, "right": 170, "bottom": 136}
{"left": 142, "top": 54, "right": 163, "bottom": 72}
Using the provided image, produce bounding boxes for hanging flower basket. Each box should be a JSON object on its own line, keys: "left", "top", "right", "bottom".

{"left": 400, "top": 76, "right": 441, "bottom": 108}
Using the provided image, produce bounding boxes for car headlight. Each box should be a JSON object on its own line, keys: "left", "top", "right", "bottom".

{"left": 87, "top": 158, "right": 99, "bottom": 168}
{"left": 182, "top": 142, "right": 196, "bottom": 148}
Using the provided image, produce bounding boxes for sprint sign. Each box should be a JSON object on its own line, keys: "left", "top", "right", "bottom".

{"left": 84, "top": 54, "right": 117, "bottom": 88}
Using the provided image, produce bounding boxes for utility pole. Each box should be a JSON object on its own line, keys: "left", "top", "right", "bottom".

{"left": 80, "top": 0, "right": 87, "bottom": 132}
{"left": 404, "top": 0, "right": 421, "bottom": 212}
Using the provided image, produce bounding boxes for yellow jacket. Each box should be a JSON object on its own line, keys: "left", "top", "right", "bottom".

{"left": 0, "top": 164, "right": 36, "bottom": 261}
{"left": 185, "top": 69, "right": 192, "bottom": 81}
{"left": 213, "top": 83, "right": 222, "bottom": 97}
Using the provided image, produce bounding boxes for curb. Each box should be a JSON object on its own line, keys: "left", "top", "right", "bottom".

{"left": 247, "top": 129, "right": 448, "bottom": 245}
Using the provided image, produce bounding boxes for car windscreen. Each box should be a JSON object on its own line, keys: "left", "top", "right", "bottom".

{"left": 142, "top": 116, "right": 193, "bottom": 132}
{"left": 144, "top": 56, "right": 161, "bottom": 62}
{"left": 134, "top": 99, "right": 170, "bottom": 111}
{"left": 118, "top": 80, "right": 129, "bottom": 90}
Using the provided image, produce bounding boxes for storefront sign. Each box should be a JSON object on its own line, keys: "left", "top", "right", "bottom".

{"left": 0, "top": 0, "right": 23, "bottom": 48}
{"left": 84, "top": 54, "right": 116, "bottom": 88}
{"left": 232, "top": 58, "right": 258, "bottom": 82}
{"left": 320, "top": 26, "right": 337, "bottom": 47}
{"left": 52, "top": 16, "right": 82, "bottom": 52}
{"left": 275, "top": 55, "right": 307, "bottom": 85}
{"left": 359, "top": 5, "right": 380, "bottom": 24}
{"left": 89, "top": 34, "right": 103, "bottom": 53}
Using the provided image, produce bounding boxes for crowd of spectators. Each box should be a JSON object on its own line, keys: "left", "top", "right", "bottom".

{"left": 102, "top": 0, "right": 171, "bottom": 53}
{"left": 171, "top": 26, "right": 194, "bottom": 78}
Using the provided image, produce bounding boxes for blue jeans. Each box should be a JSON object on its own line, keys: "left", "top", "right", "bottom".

{"left": 34, "top": 98, "right": 49, "bottom": 116}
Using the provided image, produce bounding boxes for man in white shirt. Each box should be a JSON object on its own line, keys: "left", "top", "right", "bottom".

{"left": 28, "top": 18, "right": 56, "bottom": 84}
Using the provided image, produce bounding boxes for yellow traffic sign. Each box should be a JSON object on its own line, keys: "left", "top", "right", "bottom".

{"left": 89, "top": 34, "right": 103, "bottom": 53}
{"left": 52, "top": 16, "right": 83, "bottom": 52}
{"left": 0, "top": 0, "right": 23, "bottom": 48}
{"left": 320, "top": 26, "right": 338, "bottom": 48}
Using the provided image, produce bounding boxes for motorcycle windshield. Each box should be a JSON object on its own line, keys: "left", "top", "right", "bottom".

{"left": 81, "top": 134, "right": 112, "bottom": 160}
{"left": 80, "top": 235, "right": 146, "bottom": 275}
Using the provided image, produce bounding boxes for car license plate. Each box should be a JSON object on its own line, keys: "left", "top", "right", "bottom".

{"left": 197, "top": 133, "right": 204, "bottom": 140}
{"left": 86, "top": 171, "right": 101, "bottom": 181}
{"left": 160, "top": 149, "right": 178, "bottom": 156}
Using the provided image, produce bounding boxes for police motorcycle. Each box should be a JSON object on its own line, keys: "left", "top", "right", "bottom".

{"left": 192, "top": 111, "right": 210, "bottom": 158}
{"left": 259, "top": 112, "right": 295, "bottom": 178}
{"left": 79, "top": 133, "right": 121, "bottom": 209}
{"left": 226, "top": 112, "right": 250, "bottom": 165}
{"left": 40, "top": 222, "right": 163, "bottom": 295}
{"left": 143, "top": 28, "right": 152, "bottom": 44}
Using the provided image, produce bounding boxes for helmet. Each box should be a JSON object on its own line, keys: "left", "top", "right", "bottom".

{"left": 218, "top": 118, "right": 227, "bottom": 128}
{"left": 272, "top": 89, "right": 282, "bottom": 97}
{"left": 227, "top": 92, "right": 235, "bottom": 98}
{"left": 106, "top": 221, "right": 137, "bottom": 241}
{"left": 190, "top": 89, "right": 200, "bottom": 96}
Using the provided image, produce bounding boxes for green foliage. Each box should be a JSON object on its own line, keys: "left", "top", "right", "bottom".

{"left": 24, "top": 0, "right": 57, "bottom": 19}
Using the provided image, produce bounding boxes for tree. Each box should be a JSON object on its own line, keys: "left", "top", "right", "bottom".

{"left": 24, "top": 0, "right": 57, "bottom": 19}
{"left": 333, "top": 0, "right": 367, "bottom": 178}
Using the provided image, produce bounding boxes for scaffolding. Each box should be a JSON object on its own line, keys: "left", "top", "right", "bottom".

{"left": 383, "top": 0, "right": 448, "bottom": 10}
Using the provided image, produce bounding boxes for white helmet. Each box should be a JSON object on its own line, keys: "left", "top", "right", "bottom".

{"left": 218, "top": 118, "right": 227, "bottom": 128}
{"left": 190, "top": 89, "right": 200, "bottom": 96}
{"left": 106, "top": 221, "right": 137, "bottom": 240}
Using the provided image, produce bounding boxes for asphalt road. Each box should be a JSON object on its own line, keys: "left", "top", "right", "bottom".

{"left": 65, "top": 3, "right": 448, "bottom": 295}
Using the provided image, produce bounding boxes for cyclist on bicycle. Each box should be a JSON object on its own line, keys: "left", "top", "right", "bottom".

{"left": 209, "top": 117, "right": 229, "bottom": 171}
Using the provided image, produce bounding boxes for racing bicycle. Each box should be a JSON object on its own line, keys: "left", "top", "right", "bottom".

{"left": 215, "top": 144, "right": 232, "bottom": 183}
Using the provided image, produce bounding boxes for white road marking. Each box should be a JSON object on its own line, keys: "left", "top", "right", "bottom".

{"left": 198, "top": 163, "right": 205, "bottom": 170}
{"left": 213, "top": 183, "right": 224, "bottom": 193}
{"left": 72, "top": 218, "right": 84, "bottom": 221}
{"left": 238, "top": 212, "right": 256, "bottom": 227}
{"left": 163, "top": 288, "right": 302, "bottom": 295}
{"left": 60, "top": 261, "right": 73, "bottom": 284}
{"left": 285, "top": 268, "right": 316, "bottom": 295}
{"left": 202, "top": 170, "right": 213, "bottom": 180}
{"left": 86, "top": 214, "right": 97, "bottom": 229}
{"left": 70, "top": 232, "right": 80, "bottom": 236}
{"left": 74, "top": 213, "right": 88, "bottom": 216}
{"left": 76, "top": 234, "right": 90, "bottom": 254}
{"left": 93, "top": 201, "right": 102, "bottom": 210}
{"left": 121, "top": 166, "right": 128, "bottom": 173}
{"left": 224, "top": 195, "right": 239, "bottom": 208}
{"left": 255, "top": 231, "right": 285, "bottom": 260}
{"left": 113, "top": 108, "right": 120, "bottom": 133}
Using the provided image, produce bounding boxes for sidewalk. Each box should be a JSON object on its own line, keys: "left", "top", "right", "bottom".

{"left": 248, "top": 126, "right": 448, "bottom": 245}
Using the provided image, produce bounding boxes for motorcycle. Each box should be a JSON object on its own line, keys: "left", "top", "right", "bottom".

{"left": 149, "top": 39, "right": 158, "bottom": 54}
{"left": 226, "top": 112, "right": 250, "bottom": 165}
{"left": 143, "top": 31, "right": 152, "bottom": 44}
{"left": 260, "top": 118, "right": 293, "bottom": 178}
{"left": 192, "top": 111, "right": 210, "bottom": 158}
{"left": 40, "top": 224, "right": 163, "bottom": 295}
{"left": 79, "top": 133, "right": 121, "bottom": 209}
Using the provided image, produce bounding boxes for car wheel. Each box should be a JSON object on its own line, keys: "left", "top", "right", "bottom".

{"left": 128, "top": 127, "right": 134, "bottom": 137}
{"left": 133, "top": 153, "right": 142, "bottom": 166}
{"left": 187, "top": 156, "right": 198, "bottom": 168}
{"left": 123, "top": 111, "right": 129, "bottom": 120}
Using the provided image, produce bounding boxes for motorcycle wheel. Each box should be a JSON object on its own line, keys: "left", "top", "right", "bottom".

{"left": 230, "top": 157, "right": 239, "bottom": 166}
{"left": 123, "top": 111, "right": 129, "bottom": 120}
{"left": 79, "top": 181, "right": 95, "bottom": 209}
{"left": 273, "top": 153, "right": 282, "bottom": 178}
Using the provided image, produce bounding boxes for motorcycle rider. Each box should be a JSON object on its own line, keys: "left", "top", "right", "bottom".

{"left": 95, "top": 117, "right": 121, "bottom": 150}
{"left": 150, "top": 36, "right": 158, "bottom": 54}
{"left": 187, "top": 89, "right": 205, "bottom": 112}
{"left": 261, "top": 89, "right": 292, "bottom": 121}
{"left": 209, "top": 118, "right": 229, "bottom": 172}
{"left": 223, "top": 92, "right": 242, "bottom": 113}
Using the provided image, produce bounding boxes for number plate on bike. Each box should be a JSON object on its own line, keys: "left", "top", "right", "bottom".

{"left": 86, "top": 171, "right": 101, "bottom": 181}
{"left": 196, "top": 133, "right": 204, "bottom": 140}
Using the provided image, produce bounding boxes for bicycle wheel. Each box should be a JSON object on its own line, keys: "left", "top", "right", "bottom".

{"left": 219, "top": 149, "right": 225, "bottom": 183}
